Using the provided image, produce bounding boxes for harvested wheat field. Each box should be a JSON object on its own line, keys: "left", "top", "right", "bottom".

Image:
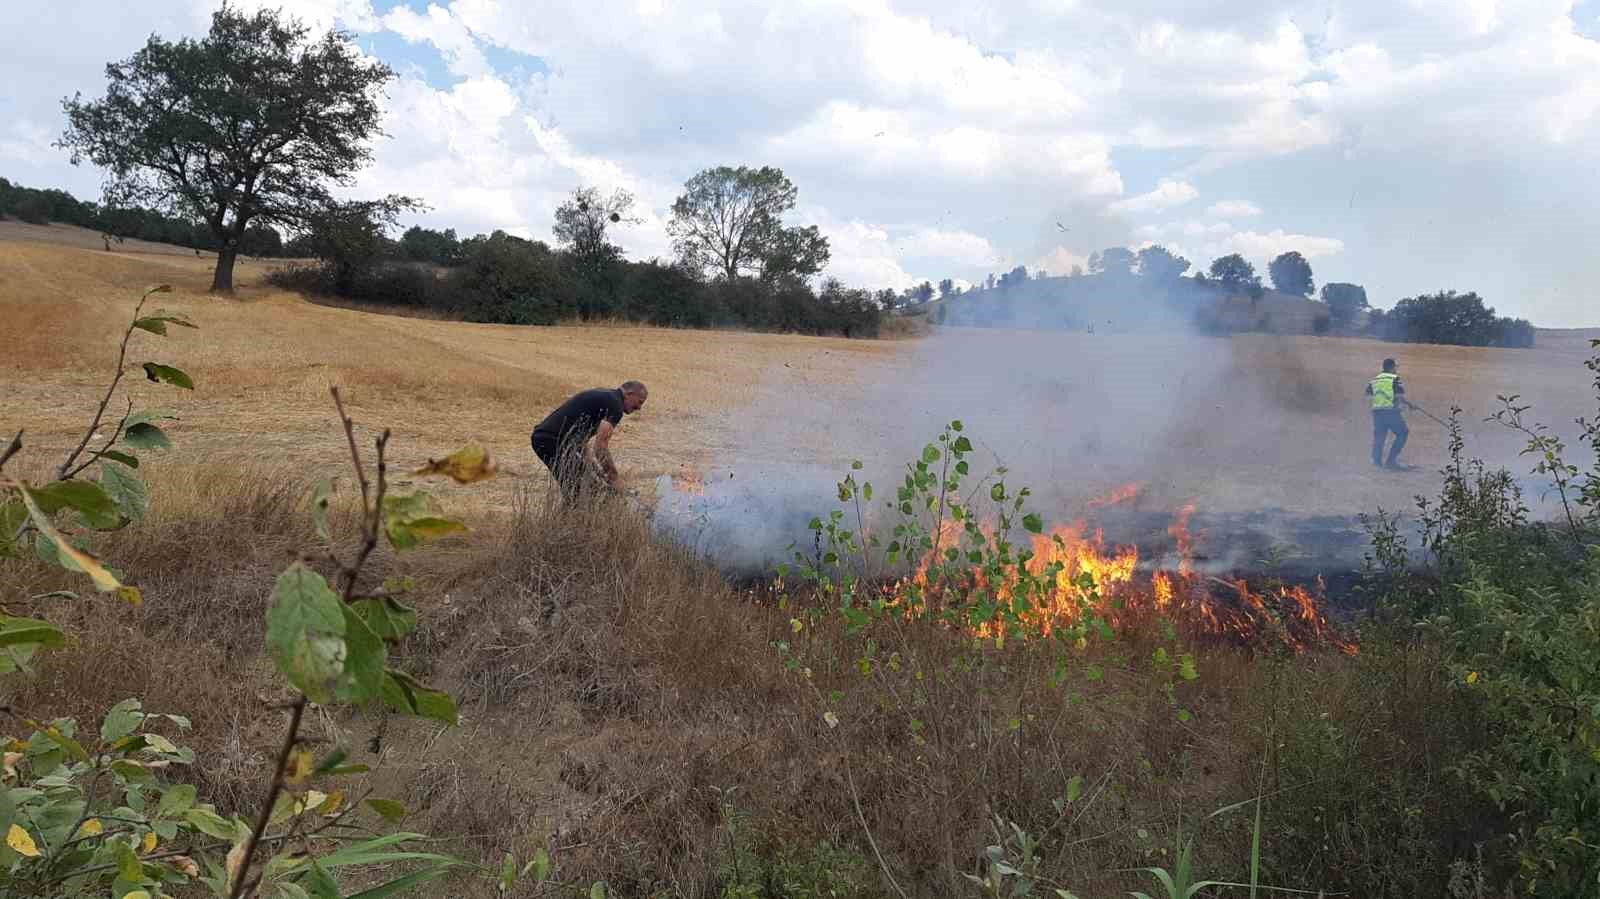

{"left": 5, "top": 226, "right": 1597, "bottom": 897}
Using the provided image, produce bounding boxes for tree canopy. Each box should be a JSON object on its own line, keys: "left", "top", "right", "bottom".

{"left": 59, "top": 4, "right": 411, "bottom": 293}
{"left": 1136, "top": 245, "right": 1190, "bottom": 282}
{"left": 668, "top": 166, "right": 829, "bottom": 282}
{"left": 1209, "top": 253, "right": 1263, "bottom": 295}
{"left": 1269, "top": 251, "right": 1314, "bottom": 297}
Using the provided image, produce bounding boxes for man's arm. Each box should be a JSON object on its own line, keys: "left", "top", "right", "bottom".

{"left": 588, "top": 420, "right": 620, "bottom": 486}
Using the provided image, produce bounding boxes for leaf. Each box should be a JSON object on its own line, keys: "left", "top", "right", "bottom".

{"left": 170, "top": 855, "right": 201, "bottom": 878}
{"left": 381, "top": 493, "right": 465, "bottom": 551}
{"left": 122, "top": 423, "right": 171, "bottom": 451}
{"left": 285, "top": 748, "right": 315, "bottom": 788}
{"left": 265, "top": 564, "right": 347, "bottom": 703}
{"left": 337, "top": 604, "right": 386, "bottom": 703}
{"left": 99, "top": 450, "right": 139, "bottom": 468}
{"left": 344, "top": 866, "right": 455, "bottom": 899}
{"left": 379, "top": 669, "right": 458, "bottom": 725}
{"left": 1066, "top": 774, "right": 1084, "bottom": 803}
{"left": 25, "top": 480, "right": 123, "bottom": 529}
{"left": 101, "top": 698, "right": 145, "bottom": 743}
{"left": 141, "top": 363, "right": 194, "bottom": 390}
{"left": 590, "top": 883, "right": 608, "bottom": 899}
{"left": 42, "top": 724, "right": 90, "bottom": 762}
{"left": 124, "top": 893, "right": 151, "bottom": 899}
{"left": 7, "top": 823, "right": 39, "bottom": 857}
{"left": 1023, "top": 513, "right": 1044, "bottom": 534}
{"left": 412, "top": 445, "right": 499, "bottom": 484}
{"left": 185, "top": 808, "right": 240, "bottom": 840}
{"left": 142, "top": 830, "right": 158, "bottom": 853}
{"left": 309, "top": 480, "right": 334, "bottom": 542}
{"left": 101, "top": 461, "right": 149, "bottom": 522}
{"left": 991, "top": 484, "right": 1006, "bottom": 502}
{"left": 306, "top": 861, "right": 341, "bottom": 899}
{"left": 525, "top": 847, "right": 551, "bottom": 882}
{"left": 159, "top": 783, "right": 197, "bottom": 818}
{"left": 952, "top": 435, "right": 974, "bottom": 453}
{"left": 77, "top": 818, "right": 104, "bottom": 837}
{"left": 365, "top": 799, "right": 406, "bottom": 822}
{"left": 131, "top": 311, "right": 197, "bottom": 336}
{"left": 0, "top": 616, "right": 67, "bottom": 651}
{"left": 144, "top": 733, "right": 179, "bottom": 754}
{"left": 226, "top": 838, "right": 248, "bottom": 892}
{"left": 1179, "top": 655, "right": 1199, "bottom": 681}
{"left": 352, "top": 598, "right": 418, "bottom": 642}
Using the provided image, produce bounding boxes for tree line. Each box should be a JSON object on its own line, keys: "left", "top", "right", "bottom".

{"left": 0, "top": 176, "right": 287, "bottom": 256}
{"left": 918, "top": 244, "right": 1535, "bottom": 348}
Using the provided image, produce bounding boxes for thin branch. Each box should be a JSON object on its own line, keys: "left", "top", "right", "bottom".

{"left": 59, "top": 287, "right": 162, "bottom": 479}
{"left": 64, "top": 399, "right": 134, "bottom": 480}
{"left": 228, "top": 696, "right": 306, "bottom": 899}
{"left": 0, "top": 430, "right": 22, "bottom": 472}
{"left": 843, "top": 756, "right": 910, "bottom": 899}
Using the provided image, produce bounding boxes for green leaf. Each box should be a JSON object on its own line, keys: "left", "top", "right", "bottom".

{"left": 921, "top": 445, "right": 941, "bottom": 464}
{"left": 344, "top": 866, "right": 455, "bottom": 899}
{"left": 99, "top": 451, "right": 139, "bottom": 469}
{"left": 122, "top": 424, "right": 171, "bottom": 451}
{"left": 336, "top": 604, "right": 386, "bottom": 703}
{"left": 304, "top": 861, "right": 341, "bottom": 899}
{"left": 364, "top": 799, "right": 406, "bottom": 822}
{"left": 126, "top": 409, "right": 176, "bottom": 429}
{"left": 952, "top": 436, "right": 974, "bottom": 453}
{"left": 0, "top": 616, "right": 67, "bottom": 651}
{"left": 100, "top": 698, "right": 145, "bottom": 744}
{"left": 1023, "top": 513, "right": 1044, "bottom": 534}
{"left": 131, "top": 312, "right": 197, "bottom": 336}
{"left": 526, "top": 847, "right": 551, "bottom": 882}
{"left": 184, "top": 808, "right": 241, "bottom": 840}
{"left": 25, "top": 480, "right": 124, "bottom": 530}
{"left": 159, "top": 784, "right": 197, "bottom": 818}
{"left": 40, "top": 724, "right": 90, "bottom": 762}
{"left": 381, "top": 493, "right": 464, "bottom": 551}
{"left": 140, "top": 363, "right": 194, "bottom": 390}
{"left": 590, "top": 883, "right": 608, "bottom": 899}
{"left": 265, "top": 564, "right": 347, "bottom": 704}
{"left": 101, "top": 461, "right": 149, "bottom": 522}
{"left": 309, "top": 480, "right": 334, "bottom": 543}
{"left": 991, "top": 484, "right": 1006, "bottom": 503}
{"left": 380, "top": 670, "right": 458, "bottom": 725}
{"left": 352, "top": 598, "right": 418, "bottom": 642}
{"left": 1179, "top": 655, "right": 1199, "bottom": 681}
{"left": 1066, "top": 775, "right": 1084, "bottom": 803}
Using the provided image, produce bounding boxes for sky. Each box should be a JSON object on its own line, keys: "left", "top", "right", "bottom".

{"left": 2, "top": 0, "right": 1598, "bottom": 326}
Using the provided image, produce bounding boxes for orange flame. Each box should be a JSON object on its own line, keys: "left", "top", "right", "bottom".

{"left": 901, "top": 484, "right": 1358, "bottom": 655}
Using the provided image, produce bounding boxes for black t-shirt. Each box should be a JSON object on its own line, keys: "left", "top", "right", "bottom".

{"left": 533, "top": 388, "right": 624, "bottom": 446}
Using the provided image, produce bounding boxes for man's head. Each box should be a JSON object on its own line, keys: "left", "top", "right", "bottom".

{"left": 620, "top": 380, "right": 648, "bottom": 414}
{"left": 1382, "top": 358, "right": 1397, "bottom": 373}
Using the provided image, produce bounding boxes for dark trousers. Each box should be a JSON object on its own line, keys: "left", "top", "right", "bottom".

{"left": 1372, "top": 409, "right": 1409, "bottom": 466}
{"left": 531, "top": 433, "right": 591, "bottom": 506}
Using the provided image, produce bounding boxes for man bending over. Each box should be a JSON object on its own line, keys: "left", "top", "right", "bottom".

{"left": 531, "top": 380, "right": 648, "bottom": 504}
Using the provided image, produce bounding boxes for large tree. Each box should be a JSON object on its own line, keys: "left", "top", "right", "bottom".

{"left": 59, "top": 4, "right": 409, "bottom": 294}
{"left": 1209, "top": 253, "right": 1262, "bottom": 294}
{"left": 668, "top": 165, "right": 829, "bottom": 282}
{"left": 1269, "top": 250, "right": 1314, "bottom": 296}
{"left": 554, "top": 186, "right": 640, "bottom": 316}
{"left": 1320, "top": 282, "right": 1369, "bottom": 328}
{"left": 1090, "top": 246, "right": 1136, "bottom": 277}
{"left": 1136, "top": 245, "right": 1190, "bottom": 282}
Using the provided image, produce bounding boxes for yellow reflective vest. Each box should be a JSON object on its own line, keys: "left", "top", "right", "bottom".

{"left": 1369, "top": 372, "right": 1399, "bottom": 410}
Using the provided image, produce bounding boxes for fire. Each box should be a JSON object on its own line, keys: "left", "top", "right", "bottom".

{"left": 905, "top": 484, "right": 1358, "bottom": 655}
{"left": 673, "top": 471, "right": 707, "bottom": 495}
{"left": 1085, "top": 482, "right": 1142, "bottom": 509}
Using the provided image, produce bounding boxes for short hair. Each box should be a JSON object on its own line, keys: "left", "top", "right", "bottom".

{"left": 1382, "top": 358, "right": 1396, "bottom": 372}
{"left": 620, "top": 380, "right": 648, "bottom": 397}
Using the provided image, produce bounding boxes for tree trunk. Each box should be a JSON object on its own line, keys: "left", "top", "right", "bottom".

{"left": 211, "top": 247, "right": 238, "bottom": 294}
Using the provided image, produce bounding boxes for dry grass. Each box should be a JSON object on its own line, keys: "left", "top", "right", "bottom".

{"left": 0, "top": 228, "right": 1565, "bottom": 896}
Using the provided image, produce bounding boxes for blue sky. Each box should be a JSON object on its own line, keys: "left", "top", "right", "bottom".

{"left": 2, "top": 0, "right": 1598, "bottom": 326}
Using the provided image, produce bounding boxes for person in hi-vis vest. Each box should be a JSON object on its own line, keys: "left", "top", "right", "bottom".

{"left": 1365, "top": 357, "right": 1410, "bottom": 469}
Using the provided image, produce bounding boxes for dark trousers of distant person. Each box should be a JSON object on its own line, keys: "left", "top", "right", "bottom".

{"left": 1372, "top": 409, "right": 1409, "bottom": 467}
{"left": 531, "top": 433, "right": 592, "bottom": 507}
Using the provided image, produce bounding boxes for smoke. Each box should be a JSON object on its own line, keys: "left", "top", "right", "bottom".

{"left": 649, "top": 310, "right": 1592, "bottom": 582}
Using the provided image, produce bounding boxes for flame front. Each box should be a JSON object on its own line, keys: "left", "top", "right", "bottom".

{"left": 909, "top": 485, "right": 1357, "bottom": 655}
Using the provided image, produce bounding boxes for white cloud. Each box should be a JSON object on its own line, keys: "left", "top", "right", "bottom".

{"left": 1110, "top": 179, "right": 1200, "bottom": 215}
{"left": 1206, "top": 200, "right": 1263, "bottom": 218}
{"left": 1034, "top": 245, "right": 1091, "bottom": 276}
{"left": 382, "top": 4, "right": 491, "bottom": 79}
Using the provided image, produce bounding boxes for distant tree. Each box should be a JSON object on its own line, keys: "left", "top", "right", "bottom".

{"left": 1320, "top": 282, "right": 1369, "bottom": 328}
{"left": 909, "top": 281, "right": 935, "bottom": 304}
{"left": 1069, "top": 264, "right": 1084, "bottom": 278}
{"left": 296, "top": 200, "right": 407, "bottom": 294}
{"left": 998, "top": 265, "right": 1029, "bottom": 289}
{"left": 398, "top": 226, "right": 463, "bottom": 266}
{"left": 985, "top": 273, "right": 996, "bottom": 290}
{"left": 668, "top": 165, "right": 829, "bottom": 282}
{"left": 555, "top": 186, "right": 641, "bottom": 316}
{"left": 1136, "top": 245, "right": 1190, "bottom": 282}
{"left": 238, "top": 223, "right": 283, "bottom": 257}
{"left": 1269, "top": 251, "right": 1314, "bottom": 296}
{"left": 1209, "top": 253, "right": 1262, "bottom": 295}
{"left": 1376, "top": 290, "right": 1531, "bottom": 347}
{"left": 1090, "top": 247, "right": 1136, "bottom": 277}
{"left": 937, "top": 278, "right": 954, "bottom": 299}
{"left": 875, "top": 288, "right": 901, "bottom": 311}
{"left": 60, "top": 5, "right": 412, "bottom": 294}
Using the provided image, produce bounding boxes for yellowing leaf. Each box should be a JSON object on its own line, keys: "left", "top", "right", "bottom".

{"left": 299, "top": 790, "right": 329, "bottom": 816}
{"left": 2, "top": 751, "right": 21, "bottom": 780}
{"left": 142, "top": 831, "right": 158, "bottom": 853}
{"left": 144, "top": 733, "right": 179, "bottom": 754}
{"left": 7, "top": 824, "right": 39, "bottom": 857}
{"left": 170, "top": 855, "right": 200, "bottom": 877}
{"left": 77, "top": 819, "right": 104, "bottom": 837}
{"left": 285, "top": 748, "right": 314, "bottom": 787}
{"left": 1466, "top": 671, "right": 1480, "bottom": 685}
{"left": 16, "top": 486, "right": 129, "bottom": 594}
{"left": 226, "top": 839, "right": 249, "bottom": 892}
{"left": 318, "top": 790, "right": 346, "bottom": 816}
{"left": 124, "top": 893, "right": 151, "bottom": 899}
{"left": 413, "top": 445, "right": 498, "bottom": 484}
{"left": 117, "top": 586, "right": 143, "bottom": 606}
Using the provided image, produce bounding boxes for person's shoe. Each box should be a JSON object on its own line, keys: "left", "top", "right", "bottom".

{"left": 1385, "top": 461, "right": 1416, "bottom": 472}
